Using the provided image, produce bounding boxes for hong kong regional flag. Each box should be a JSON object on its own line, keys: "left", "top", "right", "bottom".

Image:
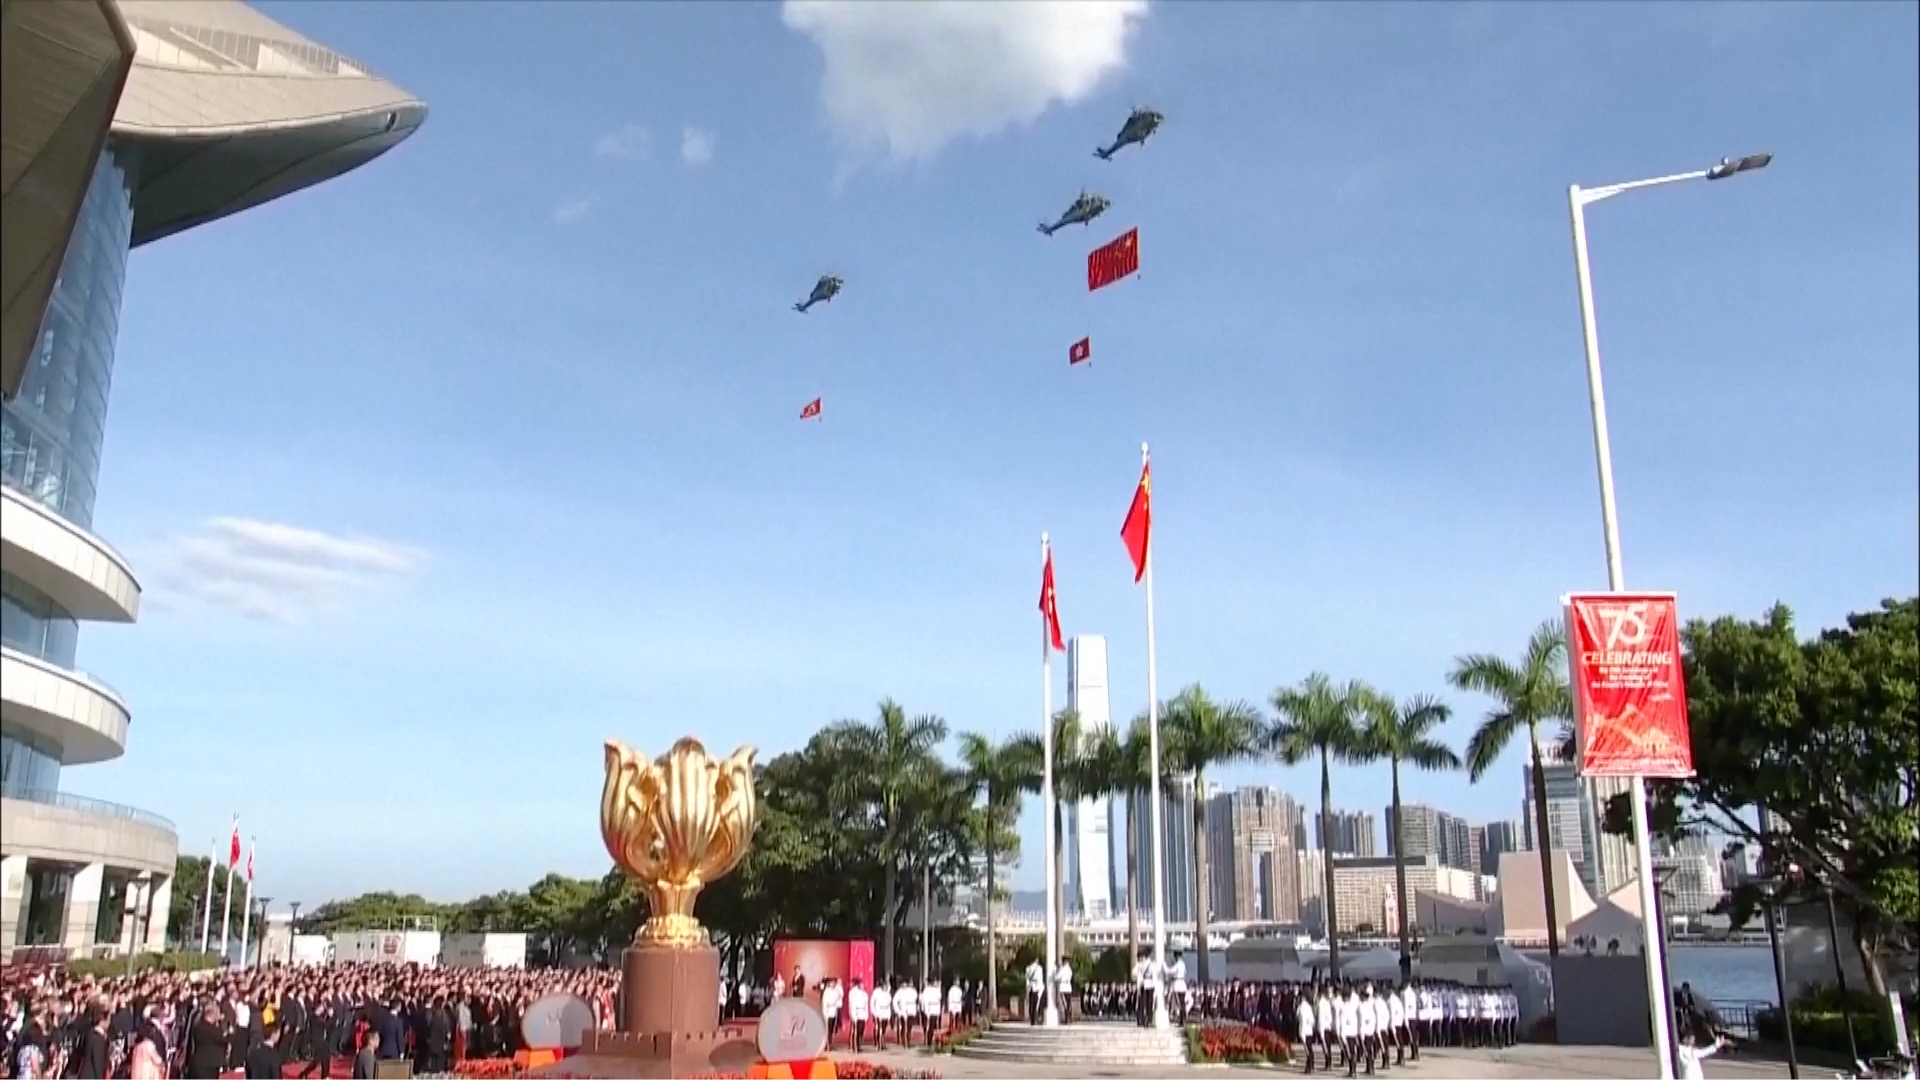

{"left": 1068, "top": 337, "right": 1091, "bottom": 366}
{"left": 1087, "top": 228, "right": 1140, "bottom": 292}
{"left": 1120, "top": 458, "right": 1151, "bottom": 582}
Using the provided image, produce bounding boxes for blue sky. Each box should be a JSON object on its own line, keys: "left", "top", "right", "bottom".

{"left": 72, "top": 1, "right": 1917, "bottom": 909}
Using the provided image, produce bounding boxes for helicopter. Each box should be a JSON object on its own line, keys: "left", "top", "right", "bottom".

{"left": 1037, "top": 190, "right": 1112, "bottom": 236}
{"left": 793, "top": 275, "right": 844, "bottom": 314}
{"left": 1095, "top": 107, "right": 1164, "bottom": 160}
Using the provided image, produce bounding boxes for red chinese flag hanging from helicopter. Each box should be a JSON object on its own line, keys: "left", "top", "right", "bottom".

{"left": 1087, "top": 228, "right": 1140, "bottom": 292}
{"left": 1069, "top": 337, "right": 1091, "bottom": 365}
{"left": 799, "top": 398, "right": 822, "bottom": 421}
{"left": 1563, "top": 592, "right": 1694, "bottom": 778}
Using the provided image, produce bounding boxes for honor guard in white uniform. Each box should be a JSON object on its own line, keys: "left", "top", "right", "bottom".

{"left": 1024, "top": 959, "right": 1047, "bottom": 1025}
{"left": 1317, "top": 986, "right": 1338, "bottom": 1071}
{"left": 1167, "top": 954, "right": 1189, "bottom": 1025}
{"left": 847, "top": 978, "right": 871, "bottom": 1052}
{"left": 919, "top": 980, "right": 941, "bottom": 1042}
{"left": 868, "top": 977, "right": 892, "bottom": 1048}
{"left": 892, "top": 979, "right": 917, "bottom": 1044}
{"left": 821, "top": 979, "right": 843, "bottom": 1044}
{"left": 1297, "top": 990, "right": 1321, "bottom": 1074}
{"left": 1385, "top": 983, "right": 1406, "bottom": 1066}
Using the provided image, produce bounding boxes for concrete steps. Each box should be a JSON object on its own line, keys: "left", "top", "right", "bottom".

{"left": 952, "top": 1021, "right": 1189, "bottom": 1065}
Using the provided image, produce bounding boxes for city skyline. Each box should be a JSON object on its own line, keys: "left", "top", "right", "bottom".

{"left": 32, "top": 0, "right": 1919, "bottom": 906}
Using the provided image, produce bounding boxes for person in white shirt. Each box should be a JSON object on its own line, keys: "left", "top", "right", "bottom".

{"left": 1134, "top": 953, "right": 1162, "bottom": 1028}
{"left": 771, "top": 973, "right": 785, "bottom": 1002}
{"left": 1676, "top": 1029, "right": 1726, "bottom": 1080}
{"left": 946, "top": 981, "right": 964, "bottom": 1029}
{"left": 1399, "top": 982, "right": 1419, "bottom": 1061}
{"left": 1316, "top": 986, "right": 1338, "bottom": 1072}
{"left": 1051, "top": 961, "right": 1074, "bottom": 1024}
{"left": 1167, "top": 954, "right": 1189, "bottom": 1025}
{"left": 1296, "top": 989, "right": 1321, "bottom": 1074}
{"left": 1386, "top": 982, "right": 1407, "bottom": 1066}
{"left": 1337, "top": 985, "right": 1362, "bottom": 1078}
{"left": 1025, "top": 958, "right": 1047, "bottom": 1026}
{"left": 821, "top": 979, "right": 843, "bottom": 1046}
{"left": 892, "top": 979, "right": 918, "bottom": 1045}
{"left": 919, "top": 980, "right": 941, "bottom": 1042}
{"left": 869, "top": 977, "right": 892, "bottom": 1049}
{"left": 847, "top": 978, "right": 871, "bottom": 1052}
{"left": 1417, "top": 983, "right": 1440, "bottom": 1050}
{"left": 1371, "top": 984, "right": 1395, "bottom": 1072}
{"left": 1504, "top": 989, "right": 1521, "bottom": 1047}
{"left": 1477, "top": 989, "right": 1497, "bottom": 1050}
{"left": 1449, "top": 987, "right": 1470, "bottom": 1048}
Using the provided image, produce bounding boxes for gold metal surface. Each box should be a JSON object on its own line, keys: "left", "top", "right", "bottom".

{"left": 600, "top": 737, "right": 759, "bottom": 948}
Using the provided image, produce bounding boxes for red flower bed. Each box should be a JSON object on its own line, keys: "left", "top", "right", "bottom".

{"left": 929, "top": 1024, "right": 981, "bottom": 1053}
{"left": 1187, "top": 1021, "right": 1292, "bottom": 1064}
{"left": 450, "top": 1061, "right": 524, "bottom": 1080}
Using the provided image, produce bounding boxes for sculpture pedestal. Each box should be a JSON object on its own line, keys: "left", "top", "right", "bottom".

{"left": 528, "top": 943, "right": 753, "bottom": 1079}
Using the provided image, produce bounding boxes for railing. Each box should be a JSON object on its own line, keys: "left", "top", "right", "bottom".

{"left": 1704, "top": 998, "right": 1774, "bottom": 1041}
{"left": 0, "top": 784, "right": 175, "bottom": 832}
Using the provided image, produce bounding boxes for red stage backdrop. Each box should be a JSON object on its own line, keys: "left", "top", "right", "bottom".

{"left": 1564, "top": 592, "right": 1694, "bottom": 778}
{"left": 771, "top": 940, "right": 876, "bottom": 1004}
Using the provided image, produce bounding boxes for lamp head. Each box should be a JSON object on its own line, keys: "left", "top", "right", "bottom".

{"left": 1707, "top": 152, "right": 1773, "bottom": 180}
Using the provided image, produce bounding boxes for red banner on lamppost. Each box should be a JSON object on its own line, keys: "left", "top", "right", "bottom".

{"left": 1563, "top": 592, "right": 1695, "bottom": 778}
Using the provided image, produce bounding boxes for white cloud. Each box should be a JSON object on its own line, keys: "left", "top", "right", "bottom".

{"left": 593, "top": 122, "right": 652, "bottom": 161}
{"left": 680, "top": 125, "right": 716, "bottom": 168}
{"left": 553, "top": 196, "right": 595, "bottom": 226}
{"left": 147, "top": 517, "right": 423, "bottom": 624}
{"left": 781, "top": 0, "right": 1148, "bottom": 165}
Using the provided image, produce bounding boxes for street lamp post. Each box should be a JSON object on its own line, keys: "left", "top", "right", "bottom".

{"left": 1565, "top": 150, "right": 1772, "bottom": 1080}
{"left": 123, "top": 874, "right": 151, "bottom": 980}
{"left": 289, "top": 901, "right": 303, "bottom": 967}
{"left": 253, "top": 896, "right": 273, "bottom": 969}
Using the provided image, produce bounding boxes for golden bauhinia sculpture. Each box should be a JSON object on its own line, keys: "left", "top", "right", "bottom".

{"left": 600, "top": 737, "right": 759, "bottom": 948}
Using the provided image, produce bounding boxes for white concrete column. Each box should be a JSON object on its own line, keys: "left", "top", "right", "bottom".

{"left": 0, "top": 855, "right": 25, "bottom": 958}
{"left": 64, "top": 862, "right": 103, "bottom": 955}
{"left": 144, "top": 875, "right": 172, "bottom": 953}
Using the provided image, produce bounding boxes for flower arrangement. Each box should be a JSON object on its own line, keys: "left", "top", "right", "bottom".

{"left": 1184, "top": 1021, "right": 1293, "bottom": 1065}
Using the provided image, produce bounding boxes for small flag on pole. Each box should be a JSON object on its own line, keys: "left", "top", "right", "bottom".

{"left": 800, "top": 397, "right": 823, "bottom": 420}
{"left": 1039, "top": 539, "right": 1065, "bottom": 652}
{"left": 1068, "top": 337, "right": 1091, "bottom": 366}
{"left": 1120, "top": 457, "right": 1151, "bottom": 582}
{"left": 245, "top": 839, "right": 255, "bottom": 883}
{"left": 228, "top": 817, "right": 242, "bottom": 868}
{"left": 1088, "top": 227, "right": 1140, "bottom": 292}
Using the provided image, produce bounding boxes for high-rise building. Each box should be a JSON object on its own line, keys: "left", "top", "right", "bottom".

{"left": 1130, "top": 774, "right": 1198, "bottom": 923}
{"left": 1482, "top": 819, "right": 1520, "bottom": 877}
{"left": 1205, "top": 786, "right": 1302, "bottom": 923}
{"left": 1315, "top": 809, "right": 1378, "bottom": 856}
{"left": 1385, "top": 804, "right": 1476, "bottom": 873}
{"left": 1327, "top": 854, "right": 1480, "bottom": 936}
{"left": 1063, "top": 635, "right": 1114, "bottom": 918}
{"left": 0, "top": 0, "right": 423, "bottom": 960}
{"left": 1589, "top": 775, "right": 1636, "bottom": 896}
{"left": 1521, "top": 741, "right": 1599, "bottom": 896}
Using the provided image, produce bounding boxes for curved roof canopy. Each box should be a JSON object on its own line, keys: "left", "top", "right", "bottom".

{"left": 112, "top": 0, "right": 427, "bottom": 246}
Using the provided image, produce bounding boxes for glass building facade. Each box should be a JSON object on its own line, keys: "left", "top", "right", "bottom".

{"left": 0, "top": 144, "right": 136, "bottom": 798}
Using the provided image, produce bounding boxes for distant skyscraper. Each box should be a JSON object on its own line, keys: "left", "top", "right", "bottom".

{"left": 1316, "top": 809, "right": 1378, "bottom": 856}
{"left": 1206, "top": 787, "right": 1303, "bottom": 922}
{"left": 1483, "top": 819, "right": 1520, "bottom": 876}
{"left": 1385, "top": 804, "right": 1477, "bottom": 872}
{"left": 1589, "top": 775, "right": 1636, "bottom": 896}
{"left": 1522, "top": 741, "right": 1599, "bottom": 896}
{"left": 1131, "top": 775, "right": 1198, "bottom": 923}
{"left": 1063, "top": 635, "right": 1114, "bottom": 918}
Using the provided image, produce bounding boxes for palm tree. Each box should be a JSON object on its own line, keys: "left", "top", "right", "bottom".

{"left": 958, "top": 730, "right": 1040, "bottom": 1024}
{"left": 1449, "top": 620, "right": 1573, "bottom": 961}
{"left": 827, "top": 698, "right": 948, "bottom": 978}
{"left": 1078, "top": 717, "right": 1154, "bottom": 962}
{"left": 1357, "top": 689, "right": 1461, "bottom": 981}
{"left": 1160, "top": 684, "right": 1264, "bottom": 985}
{"left": 1269, "top": 672, "right": 1369, "bottom": 974}
{"left": 1016, "top": 709, "right": 1086, "bottom": 964}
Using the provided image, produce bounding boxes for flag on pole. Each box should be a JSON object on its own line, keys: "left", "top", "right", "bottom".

{"left": 1039, "top": 540, "right": 1064, "bottom": 652}
{"left": 1068, "top": 337, "right": 1091, "bottom": 366}
{"left": 799, "top": 397, "right": 823, "bottom": 420}
{"left": 1087, "top": 228, "right": 1140, "bottom": 292}
{"left": 1120, "top": 457, "right": 1152, "bottom": 582}
{"left": 228, "top": 817, "right": 242, "bottom": 868}
{"left": 245, "top": 839, "right": 255, "bottom": 883}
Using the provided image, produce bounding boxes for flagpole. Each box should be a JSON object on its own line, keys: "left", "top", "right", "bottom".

{"left": 1039, "top": 532, "right": 1061, "bottom": 1028}
{"left": 199, "top": 837, "right": 216, "bottom": 952}
{"left": 239, "top": 839, "right": 255, "bottom": 969}
{"left": 1141, "top": 442, "right": 1170, "bottom": 1030}
{"left": 219, "top": 840, "right": 236, "bottom": 964}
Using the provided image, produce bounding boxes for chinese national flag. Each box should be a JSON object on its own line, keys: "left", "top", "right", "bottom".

{"left": 245, "top": 840, "right": 255, "bottom": 883}
{"left": 799, "top": 397, "right": 822, "bottom": 420}
{"left": 1068, "top": 337, "right": 1091, "bottom": 366}
{"left": 1039, "top": 544, "right": 1065, "bottom": 652}
{"left": 1120, "top": 460, "right": 1151, "bottom": 582}
{"left": 228, "top": 819, "right": 242, "bottom": 868}
{"left": 1087, "top": 228, "right": 1140, "bottom": 292}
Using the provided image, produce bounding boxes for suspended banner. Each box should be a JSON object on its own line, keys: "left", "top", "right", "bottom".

{"left": 1563, "top": 592, "right": 1695, "bottom": 778}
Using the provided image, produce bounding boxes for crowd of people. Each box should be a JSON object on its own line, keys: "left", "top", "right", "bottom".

{"left": 0, "top": 962, "right": 617, "bottom": 1079}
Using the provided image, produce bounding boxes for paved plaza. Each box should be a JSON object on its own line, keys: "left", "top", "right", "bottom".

{"left": 848, "top": 1043, "right": 1801, "bottom": 1078}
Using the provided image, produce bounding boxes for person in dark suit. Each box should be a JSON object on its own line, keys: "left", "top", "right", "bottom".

{"left": 71, "top": 1004, "right": 112, "bottom": 1080}
{"left": 352, "top": 1029, "right": 380, "bottom": 1080}
{"left": 244, "top": 1023, "right": 286, "bottom": 1079}
{"left": 422, "top": 995, "right": 453, "bottom": 1076}
{"left": 183, "top": 1001, "right": 229, "bottom": 1080}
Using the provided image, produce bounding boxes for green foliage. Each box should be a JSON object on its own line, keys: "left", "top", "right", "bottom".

{"left": 166, "top": 855, "right": 234, "bottom": 947}
{"left": 67, "top": 950, "right": 217, "bottom": 979}
{"left": 1599, "top": 597, "right": 1919, "bottom": 992}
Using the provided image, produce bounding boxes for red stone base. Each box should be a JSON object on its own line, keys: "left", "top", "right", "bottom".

{"left": 521, "top": 1030, "right": 758, "bottom": 1078}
